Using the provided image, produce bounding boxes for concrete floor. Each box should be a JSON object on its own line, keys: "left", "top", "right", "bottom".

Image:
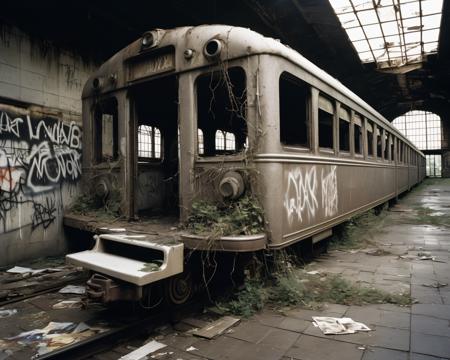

{"left": 151, "top": 179, "right": 450, "bottom": 360}
{"left": 1, "top": 179, "right": 450, "bottom": 359}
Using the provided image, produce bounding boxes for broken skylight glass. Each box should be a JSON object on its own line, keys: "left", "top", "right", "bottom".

{"left": 329, "top": 0, "right": 444, "bottom": 68}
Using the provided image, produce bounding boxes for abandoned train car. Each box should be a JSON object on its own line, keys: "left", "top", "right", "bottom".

{"left": 66, "top": 25, "right": 425, "bottom": 303}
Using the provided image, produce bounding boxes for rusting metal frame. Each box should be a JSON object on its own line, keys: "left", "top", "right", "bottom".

{"left": 393, "top": 0, "right": 409, "bottom": 64}
{"left": 349, "top": 0, "right": 377, "bottom": 64}
{"left": 372, "top": 0, "right": 393, "bottom": 66}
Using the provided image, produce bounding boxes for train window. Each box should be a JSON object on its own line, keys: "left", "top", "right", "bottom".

{"left": 376, "top": 127, "right": 382, "bottom": 158}
{"left": 279, "top": 72, "right": 310, "bottom": 148}
{"left": 353, "top": 113, "right": 362, "bottom": 155}
{"left": 384, "top": 133, "right": 389, "bottom": 160}
{"left": 94, "top": 98, "right": 118, "bottom": 163}
{"left": 391, "top": 138, "right": 395, "bottom": 161}
{"left": 339, "top": 106, "right": 350, "bottom": 152}
{"left": 400, "top": 142, "right": 404, "bottom": 163}
{"left": 198, "top": 129, "right": 204, "bottom": 155}
{"left": 138, "top": 125, "right": 162, "bottom": 160}
{"left": 215, "top": 130, "right": 236, "bottom": 152}
{"left": 318, "top": 95, "right": 334, "bottom": 149}
{"left": 197, "top": 67, "right": 247, "bottom": 156}
{"left": 367, "top": 121, "right": 374, "bottom": 156}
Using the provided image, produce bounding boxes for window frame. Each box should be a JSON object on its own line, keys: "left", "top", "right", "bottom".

{"left": 318, "top": 94, "right": 335, "bottom": 152}
{"left": 279, "top": 71, "right": 312, "bottom": 151}
{"left": 137, "top": 124, "right": 163, "bottom": 162}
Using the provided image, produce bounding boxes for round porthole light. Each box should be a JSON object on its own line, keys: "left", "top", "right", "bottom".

{"left": 141, "top": 32, "right": 154, "bottom": 48}
{"left": 204, "top": 39, "right": 222, "bottom": 59}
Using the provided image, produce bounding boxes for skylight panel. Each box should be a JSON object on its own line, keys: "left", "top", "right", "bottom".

{"left": 329, "top": 0, "right": 444, "bottom": 68}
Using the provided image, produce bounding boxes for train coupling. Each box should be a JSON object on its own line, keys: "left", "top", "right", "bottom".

{"left": 86, "top": 273, "right": 142, "bottom": 303}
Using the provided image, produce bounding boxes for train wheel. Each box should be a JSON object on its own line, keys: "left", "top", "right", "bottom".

{"left": 165, "top": 271, "right": 193, "bottom": 305}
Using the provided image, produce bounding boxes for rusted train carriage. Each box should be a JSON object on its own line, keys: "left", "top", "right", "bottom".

{"left": 66, "top": 25, "right": 425, "bottom": 303}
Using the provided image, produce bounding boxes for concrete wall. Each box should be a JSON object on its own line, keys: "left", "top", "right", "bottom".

{"left": 0, "top": 25, "right": 97, "bottom": 266}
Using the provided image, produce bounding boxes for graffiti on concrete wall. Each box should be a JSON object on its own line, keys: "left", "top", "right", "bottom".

{"left": 0, "top": 110, "right": 82, "bottom": 232}
{"left": 284, "top": 165, "right": 338, "bottom": 226}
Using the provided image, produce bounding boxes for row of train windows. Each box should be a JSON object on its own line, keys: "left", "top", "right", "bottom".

{"left": 280, "top": 72, "right": 421, "bottom": 165}
{"left": 136, "top": 125, "right": 236, "bottom": 159}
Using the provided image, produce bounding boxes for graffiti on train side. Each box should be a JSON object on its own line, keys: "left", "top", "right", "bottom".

{"left": 284, "top": 165, "right": 338, "bottom": 226}
{"left": 321, "top": 166, "right": 338, "bottom": 217}
{"left": 284, "top": 167, "right": 318, "bottom": 225}
{"left": 0, "top": 110, "right": 82, "bottom": 232}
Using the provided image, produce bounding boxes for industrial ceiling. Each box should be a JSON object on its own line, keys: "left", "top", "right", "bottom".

{"left": 1, "top": 0, "right": 449, "bottom": 120}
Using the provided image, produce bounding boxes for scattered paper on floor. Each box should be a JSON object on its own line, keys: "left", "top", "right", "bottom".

{"left": 59, "top": 285, "right": 86, "bottom": 295}
{"left": 312, "top": 317, "right": 371, "bottom": 335}
{"left": 7, "top": 321, "right": 107, "bottom": 356}
{"left": 0, "top": 309, "right": 17, "bottom": 318}
{"left": 52, "top": 298, "right": 83, "bottom": 309}
{"left": 119, "top": 340, "right": 167, "bottom": 360}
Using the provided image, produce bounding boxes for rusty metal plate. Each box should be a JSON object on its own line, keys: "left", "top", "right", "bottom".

{"left": 128, "top": 51, "right": 175, "bottom": 81}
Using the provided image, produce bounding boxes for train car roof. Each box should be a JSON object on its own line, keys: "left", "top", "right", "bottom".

{"left": 84, "top": 25, "right": 423, "bottom": 155}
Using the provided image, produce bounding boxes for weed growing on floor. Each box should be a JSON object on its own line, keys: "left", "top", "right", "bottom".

{"left": 220, "top": 268, "right": 412, "bottom": 318}
{"left": 328, "top": 209, "right": 388, "bottom": 250}
{"left": 407, "top": 206, "right": 450, "bottom": 227}
{"left": 186, "top": 196, "right": 264, "bottom": 237}
{"left": 70, "top": 188, "right": 121, "bottom": 220}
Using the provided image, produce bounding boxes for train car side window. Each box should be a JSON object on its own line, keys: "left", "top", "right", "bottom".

{"left": 384, "top": 132, "right": 389, "bottom": 160}
{"left": 138, "top": 125, "right": 162, "bottom": 160}
{"left": 279, "top": 72, "right": 310, "bottom": 148}
{"left": 376, "top": 126, "right": 382, "bottom": 158}
{"left": 339, "top": 106, "right": 350, "bottom": 152}
{"left": 353, "top": 113, "right": 363, "bottom": 155}
{"left": 391, "top": 137, "right": 395, "bottom": 161}
{"left": 197, "top": 67, "right": 247, "bottom": 156}
{"left": 367, "top": 121, "right": 374, "bottom": 157}
{"left": 318, "top": 95, "right": 334, "bottom": 149}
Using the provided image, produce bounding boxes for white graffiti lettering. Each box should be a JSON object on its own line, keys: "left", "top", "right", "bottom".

{"left": 27, "top": 116, "right": 82, "bottom": 150}
{"left": 0, "top": 111, "right": 23, "bottom": 138}
{"left": 284, "top": 167, "right": 318, "bottom": 225}
{"left": 322, "top": 166, "right": 338, "bottom": 218}
{"left": 27, "top": 142, "right": 82, "bottom": 193}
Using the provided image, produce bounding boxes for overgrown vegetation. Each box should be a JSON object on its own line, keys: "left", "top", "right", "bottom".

{"left": 219, "top": 270, "right": 411, "bottom": 318}
{"left": 70, "top": 189, "right": 121, "bottom": 219}
{"left": 186, "top": 195, "right": 264, "bottom": 237}
{"left": 328, "top": 208, "right": 388, "bottom": 250}
{"left": 406, "top": 206, "right": 450, "bottom": 227}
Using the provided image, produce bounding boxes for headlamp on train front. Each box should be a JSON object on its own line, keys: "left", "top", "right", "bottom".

{"left": 204, "top": 38, "right": 222, "bottom": 60}
{"left": 141, "top": 32, "right": 155, "bottom": 48}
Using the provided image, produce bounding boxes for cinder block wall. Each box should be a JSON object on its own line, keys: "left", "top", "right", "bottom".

{"left": 0, "top": 25, "right": 97, "bottom": 266}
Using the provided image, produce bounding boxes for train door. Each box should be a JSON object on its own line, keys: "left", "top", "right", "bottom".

{"left": 131, "top": 76, "right": 179, "bottom": 218}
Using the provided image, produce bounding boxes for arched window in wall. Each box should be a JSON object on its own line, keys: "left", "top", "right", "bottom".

{"left": 138, "top": 125, "right": 162, "bottom": 160}
{"left": 215, "top": 130, "right": 236, "bottom": 152}
{"left": 393, "top": 110, "right": 442, "bottom": 177}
